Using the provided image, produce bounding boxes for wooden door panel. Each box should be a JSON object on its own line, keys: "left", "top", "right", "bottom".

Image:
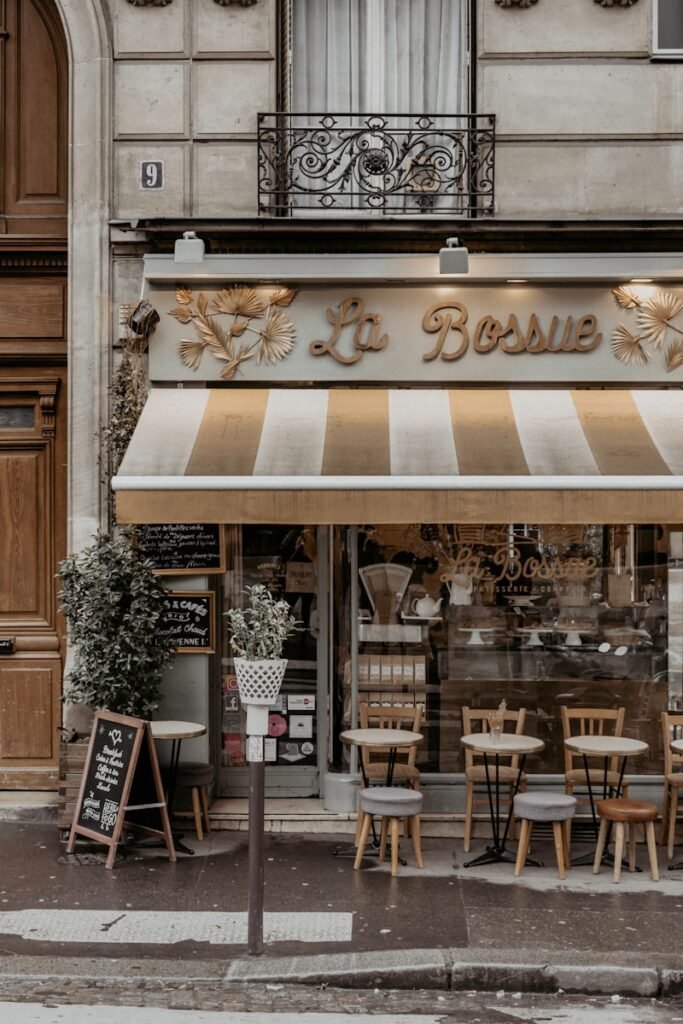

{"left": 0, "top": 447, "right": 49, "bottom": 624}
{"left": 0, "top": 0, "right": 67, "bottom": 236}
{"left": 0, "top": 660, "right": 59, "bottom": 760}
{"left": 0, "top": 281, "right": 65, "bottom": 338}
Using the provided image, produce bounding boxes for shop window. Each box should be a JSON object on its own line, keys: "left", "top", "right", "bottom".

{"left": 221, "top": 526, "right": 320, "bottom": 788}
{"left": 654, "top": 0, "right": 683, "bottom": 55}
{"left": 333, "top": 524, "right": 673, "bottom": 778}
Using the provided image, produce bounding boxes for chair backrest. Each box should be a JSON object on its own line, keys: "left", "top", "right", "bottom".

{"left": 461, "top": 705, "right": 526, "bottom": 772}
{"left": 560, "top": 705, "right": 625, "bottom": 775}
{"left": 661, "top": 711, "right": 683, "bottom": 776}
{"left": 358, "top": 702, "right": 422, "bottom": 770}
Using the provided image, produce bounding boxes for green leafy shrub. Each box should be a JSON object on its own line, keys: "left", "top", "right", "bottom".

{"left": 58, "top": 531, "right": 175, "bottom": 718}
{"left": 226, "top": 584, "right": 302, "bottom": 661}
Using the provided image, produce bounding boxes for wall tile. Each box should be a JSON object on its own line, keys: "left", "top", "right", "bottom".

{"left": 193, "top": 61, "right": 275, "bottom": 137}
{"left": 194, "top": 0, "right": 275, "bottom": 56}
{"left": 482, "top": 64, "right": 683, "bottom": 137}
{"left": 193, "top": 143, "right": 259, "bottom": 217}
{"left": 480, "top": 0, "right": 649, "bottom": 56}
{"left": 114, "top": 142, "right": 189, "bottom": 218}
{"left": 115, "top": 62, "right": 189, "bottom": 138}
{"left": 113, "top": 0, "right": 189, "bottom": 57}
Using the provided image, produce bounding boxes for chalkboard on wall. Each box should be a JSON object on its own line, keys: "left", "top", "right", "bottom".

{"left": 137, "top": 524, "right": 225, "bottom": 575}
{"left": 160, "top": 591, "right": 216, "bottom": 653}
{"left": 66, "top": 711, "right": 175, "bottom": 869}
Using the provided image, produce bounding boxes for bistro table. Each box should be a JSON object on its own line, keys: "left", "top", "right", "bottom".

{"left": 669, "top": 737, "right": 683, "bottom": 871}
{"left": 150, "top": 720, "right": 207, "bottom": 856}
{"left": 337, "top": 727, "right": 423, "bottom": 858}
{"left": 564, "top": 733, "right": 648, "bottom": 867}
{"left": 460, "top": 732, "right": 545, "bottom": 868}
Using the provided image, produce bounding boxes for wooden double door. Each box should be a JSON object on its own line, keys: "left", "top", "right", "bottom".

{"left": 0, "top": 0, "right": 69, "bottom": 789}
{"left": 0, "top": 367, "right": 67, "bottom": 788}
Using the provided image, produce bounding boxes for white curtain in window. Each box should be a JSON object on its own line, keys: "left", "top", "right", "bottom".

{"left": 292, "top": 0, "right": 463, "bottom": 114}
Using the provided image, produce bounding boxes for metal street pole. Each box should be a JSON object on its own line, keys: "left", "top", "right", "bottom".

{"left": 247, "top": 744, "right": 265, "bottom": 956}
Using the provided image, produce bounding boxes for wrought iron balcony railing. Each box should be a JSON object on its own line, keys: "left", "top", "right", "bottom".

{"left": 257, "top": 112, "right": 495, "bottom": 217}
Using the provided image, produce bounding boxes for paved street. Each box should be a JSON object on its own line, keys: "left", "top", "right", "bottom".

{"left": 2, "top": 993, "right": 683, "bottom": 1023}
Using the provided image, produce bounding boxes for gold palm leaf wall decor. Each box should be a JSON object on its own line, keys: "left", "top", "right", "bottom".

{"left": 611, "top": 286, "right": 683, "bottom": 372}
{"left": 169, "top": 284, "right": 298, "bottom": 380}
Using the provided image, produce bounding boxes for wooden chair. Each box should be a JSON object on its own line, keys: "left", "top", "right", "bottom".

{"left": 356, "top": 702, "right": 422, "bottom": 843}
{"left": 661, "top": 712, "right": 683, "bottom": 855}
{"left": 561, "top": 706, "right": 629, "bottom": 848}
{"left": 462, "top": 705, "right": 527, "bottom": 854}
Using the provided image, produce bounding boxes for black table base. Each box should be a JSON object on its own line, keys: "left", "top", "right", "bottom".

{"left": 463, "top": 751, "right": 540, "bottom": 868}
{"left": 569, "top": 752, "right": 641, "bottom": 870}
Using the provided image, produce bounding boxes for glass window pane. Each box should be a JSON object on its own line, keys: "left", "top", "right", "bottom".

{"left": 0, "top": 406, "right": 34, "bottom": 429}
{"left": 339, "top": 523, "right": 670, "bottom": 777}
{"left": 658, "top": 0, "right": 683, "bottom": 50}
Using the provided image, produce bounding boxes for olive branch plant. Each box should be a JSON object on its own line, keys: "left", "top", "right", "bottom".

{"left": 611, "top": 285, "right": 683, "bottom": 371}
{"left": 169, "top": 284, "right": 297, "bottom": 380}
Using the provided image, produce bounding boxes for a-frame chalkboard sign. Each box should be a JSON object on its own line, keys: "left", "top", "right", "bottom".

{"left": 67, "top": 710, "right": 176, "bottom": 869}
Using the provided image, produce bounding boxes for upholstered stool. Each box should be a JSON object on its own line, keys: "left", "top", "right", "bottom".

{"left": 353, "top": 787, "right": 424, "bottom": 877}
{"left": 593, "top": 799, "right": 659, "bottom": 883}
{"left": 175, "top": 761, "right": 213, "bottom": 840}
{"left": 513, "top": 791, "right": 577, "bottom": 880}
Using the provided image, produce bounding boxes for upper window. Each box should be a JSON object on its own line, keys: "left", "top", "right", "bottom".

{"left": 654, "top": 0, "right": 683, "bottom": 55}
{"left": 290, "top": 0, "right": 466, "bottom": 113}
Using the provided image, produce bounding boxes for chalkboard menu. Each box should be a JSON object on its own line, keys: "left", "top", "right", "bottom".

{"left": 67, "top": 711, "right": 175, "bottom": 869}
{"left": 160, "top": 591, "right": 215, "bottom": 653}
{"left": 137, "top": 524, "right": 225, "bottom": 575}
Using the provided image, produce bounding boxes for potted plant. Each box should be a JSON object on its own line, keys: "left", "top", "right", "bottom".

{"left": 58, "top": 530, "right": 176, "bottom": 719}
{"left": 225, "top": 584, "right": 301, "bottom": 734}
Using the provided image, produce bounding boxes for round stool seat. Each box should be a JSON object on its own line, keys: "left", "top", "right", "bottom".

{"left": 514, "top": 791, "right": 577, "bottom": 823}
{"left": 359, "top": 786, "right": 423, "bottom": 818}
{"left": 597, "top": 798, "right": 657, "bottom": 823}
{"left": 176, "top": 761, "right": 214, "bottom": 788}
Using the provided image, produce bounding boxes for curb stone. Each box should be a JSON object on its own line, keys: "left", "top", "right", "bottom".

{"left": 226, "top": 948, "right": 451, "bottom": 990}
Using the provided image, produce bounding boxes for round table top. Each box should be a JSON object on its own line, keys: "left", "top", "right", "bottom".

{"left": 151, "top": 720, "right": 207, "bottom": 741}
{"left": 340, "top": 728, "right": 423, "bottom": 749}
{"left": 461, "top": 732, "right": 544, "bottom": 755}
{"left": 671, "top": 738, "right": 683, "bottom": 755}
{"left": 564, "top": 735, "right": 648, "bottom": 757}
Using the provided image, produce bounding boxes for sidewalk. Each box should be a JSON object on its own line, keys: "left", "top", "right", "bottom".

{"left": 1, "top": 822, "right": 683, "bottom": 997}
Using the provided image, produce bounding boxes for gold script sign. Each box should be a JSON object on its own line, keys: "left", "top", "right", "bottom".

{"left": 308, "top": 295, "right": 603, "bottom": 366}
{"left": 422, "top": 303, "right": 602, "bottom": 362}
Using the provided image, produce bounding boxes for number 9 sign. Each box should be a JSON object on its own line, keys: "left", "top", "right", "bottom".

{"left": 140, "top": 160, "right": 164, "bottom": 190}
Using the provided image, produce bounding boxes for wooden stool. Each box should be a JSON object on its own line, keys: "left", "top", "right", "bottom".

{"left": 175, "top": 761, "right": 213, "bottom": 841}
{"left": 593, "top": 798, "right": 659, "bottom": 883}
{"left": 513, "top": 791, "right": 577, "bottom": 880}
{"left": 354, "top": 787, "right": 424, "bottom": 877}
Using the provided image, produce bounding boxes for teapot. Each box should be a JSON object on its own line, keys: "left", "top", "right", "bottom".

{"left": 412, "top": 594, "right": 443, "bottom": 618}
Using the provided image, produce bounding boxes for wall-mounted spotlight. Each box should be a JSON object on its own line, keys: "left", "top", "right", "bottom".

{"left": 439, "top": 237, "right": 469, "bottom": 275}
{"left": 174, "top": 230, "right": 205, "bottom": 263}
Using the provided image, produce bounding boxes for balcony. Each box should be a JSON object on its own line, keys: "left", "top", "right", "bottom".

{"left": 257, "top": 113, "right": 495, "bottom": 218}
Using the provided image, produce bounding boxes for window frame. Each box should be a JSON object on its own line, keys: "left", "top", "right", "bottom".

{"left": 652, "top": 0, "right": 683, "bottom": 59}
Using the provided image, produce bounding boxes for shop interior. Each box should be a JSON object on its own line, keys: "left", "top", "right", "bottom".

{"left": 220, "top": 523, "right": 677, "bottom": 796}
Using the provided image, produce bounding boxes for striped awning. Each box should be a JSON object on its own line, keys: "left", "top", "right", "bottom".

{"left": 113, "top": 388, "right": 683, "bottom": 524}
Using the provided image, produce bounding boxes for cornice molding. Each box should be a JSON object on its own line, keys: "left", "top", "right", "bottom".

{"left": 126, "top": 0, "right": 173, "bottom": 7}
{"left": 594, "top": 0, "right": 638, "bottom": 6}
{"left": 213, "top": 0, "right": 259, "bottom": 5}
{"left": 495, "top": 0, "right": 539, "bottom": 7}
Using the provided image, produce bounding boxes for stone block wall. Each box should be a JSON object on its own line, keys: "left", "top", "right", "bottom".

{"left": 107, "top": 0, "right": 277, "bottom": 220}
{"left": 479, "top": 0, "right": 683, "bottom": 219}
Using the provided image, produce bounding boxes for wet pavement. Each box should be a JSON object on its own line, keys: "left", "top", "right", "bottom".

{"left": 1, "top": 822, "right": 683, "bottom": 967}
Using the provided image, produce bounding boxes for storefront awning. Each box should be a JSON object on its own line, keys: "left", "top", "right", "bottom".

{"left": 113, "top": 388, "right": 683, "bottom": 525}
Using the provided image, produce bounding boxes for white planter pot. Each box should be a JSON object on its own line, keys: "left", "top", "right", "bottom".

{"left": 234, "top": 657, "right": 287, "bottom": 705}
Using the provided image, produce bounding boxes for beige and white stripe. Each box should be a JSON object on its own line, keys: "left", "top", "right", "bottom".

{"left": 116, "top": 387, "right": 683, "bottom": 483}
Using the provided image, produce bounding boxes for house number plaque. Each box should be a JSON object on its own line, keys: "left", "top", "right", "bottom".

{"left": 140, "top": 161, "right": 164, "bottom": 190}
